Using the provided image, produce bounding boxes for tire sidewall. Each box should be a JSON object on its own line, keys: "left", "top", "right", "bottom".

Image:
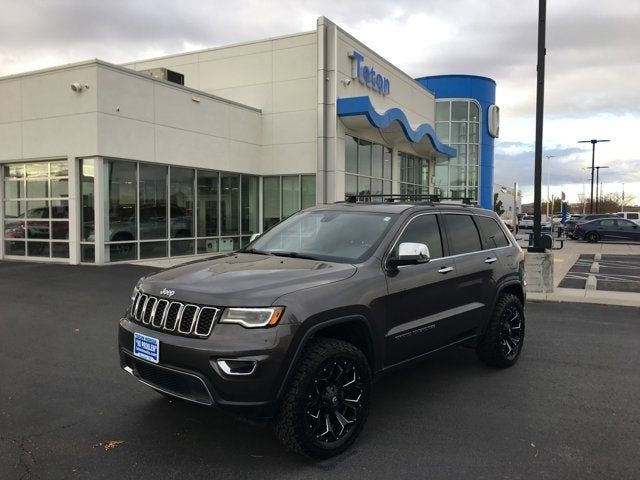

{"left": 477, "top": 293, "right": 525, "bottom": 368}
{"left": 293, "top": 345, "right": 371, "bottom": 458}
{"left": 495, "top": 295, "right": 525, "bottom": 366}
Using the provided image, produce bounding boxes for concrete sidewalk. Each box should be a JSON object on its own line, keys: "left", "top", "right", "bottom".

{"left": 522, "top": 237, "right": 640, "bottom": 307}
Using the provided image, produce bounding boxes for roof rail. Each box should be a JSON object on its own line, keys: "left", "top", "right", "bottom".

{"left": 342, "top": 194, "right": 476, "bottom": 205}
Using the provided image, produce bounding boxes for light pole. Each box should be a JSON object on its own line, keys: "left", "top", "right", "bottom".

{"left": 621, "top": 183, "right": 625, "bottom": 213}
{"left": 531, "top": 0, "right": 547, "bottom": 251}
{"left": 579, "top": 139, "right": 610, "bottom": 213}
{"left": 545, "top": 155, "right": 556, "bottom": 218}
{"left": 594, "top": 165, "right": 609, "bottom": 213}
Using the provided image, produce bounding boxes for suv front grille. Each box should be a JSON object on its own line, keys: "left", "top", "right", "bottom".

{"left": 131, "top": 292, "right": 220, "bottom": 338}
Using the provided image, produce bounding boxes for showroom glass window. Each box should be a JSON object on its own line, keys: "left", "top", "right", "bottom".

{"left": 345, "top": 135, "right": 391, "bottom": 200}
{"left": 139, "top": 164, "right": 168, "bottom": 259}
{"left": 103, "top": 159, "right": 267, "bottom": 263}
{"left": 169, "top": 167, "right": 195, "bottom": 256}
{"left": 106, "top": 160, "right": 138, "bottom": 261}
{"left": 399, "top": 152, "right": 430, "bottom": 196}
{"left": 3, "top": 160, "right": 69, "bottom": 259}
{"left": 434, "top": 100, "right": 480, "bottom": 200}
{"left": 262, "top": 175, "right": 316, "bottom": 230}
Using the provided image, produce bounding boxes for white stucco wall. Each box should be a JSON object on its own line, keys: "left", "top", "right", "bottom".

{"left": 319, "top": 18, "right": 438, "bottom": 202}
{"left": 0, "top": 64, "right": 99, "bottom": 161}
{"left": 0, "top": 61, "right": 262, "bottom": 173}
{"left": 123, "top": 32, "right": 319, "bottom": 176}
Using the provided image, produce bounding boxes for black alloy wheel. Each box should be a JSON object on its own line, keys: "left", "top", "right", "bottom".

{"left": 273, "top": 338, "right": 371, "bottom": 458}
{"left": 305, "top": 359, "right": 364, "bottom": 444}
{"left": 586, "top": 232, "right": 599, "bottom": 243}
{"left": 477, "top": 293, "right": 525, "bottom": 368}
{"left": 498, "top": 304, "right": 523, "bottom": 361}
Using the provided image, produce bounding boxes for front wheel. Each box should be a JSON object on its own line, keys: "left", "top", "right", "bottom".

{"left": 586, "top": 232, "right": 599, "bottom": 243}
{"left": 273, "top": 338, "right": 371, "bottom": 458}
{"left": 477, "top": 293, "right": 525, "bottom": 368}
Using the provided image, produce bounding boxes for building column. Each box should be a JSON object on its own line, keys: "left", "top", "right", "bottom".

{"left": 392, "top": 148, "right": 401, "bottom": 194}
{"left": 67, "top": 156, "right": 80, "bottom": 265}
{"left": 94, "top": 157, "right": 106, "bottom": 265}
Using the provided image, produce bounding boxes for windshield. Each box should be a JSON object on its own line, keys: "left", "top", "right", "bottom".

{"left": 246, "top": 210, "right": 397, "bottom": 263}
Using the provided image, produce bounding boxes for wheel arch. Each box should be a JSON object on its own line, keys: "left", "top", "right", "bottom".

{"left": 479, "top": 281, "right": 525, "bottom": 337}
{"left": 276, "top": 315, "right": 377, "bottom": 402}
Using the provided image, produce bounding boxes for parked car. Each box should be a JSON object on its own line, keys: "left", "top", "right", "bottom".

{"left": 564, "top": 214, "right": 618, "bottom": 239}
{"left": 615, "top": 212, "right": 640, "bottom": 223}
{"left": 517, "top": 215, "right": 551, "bottom": 231}
{"left": 518, "top": 215, "right": 534, "bottom": 229}
{"left": 119, "top": 199, "right": 526, "bottom": 458}
{"left": 574, "top": 217, "right": 640, "bottom": 243}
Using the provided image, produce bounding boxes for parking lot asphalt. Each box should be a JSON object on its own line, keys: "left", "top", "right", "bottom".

{"left": 1, "top": 261, "right": 639, "bottom": 480}
{"left": 558, "top": 254, "right": 640, "bottom": 293}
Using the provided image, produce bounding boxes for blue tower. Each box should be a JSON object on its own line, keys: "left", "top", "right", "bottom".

{"left": 416, "top": 75, "right": 497, "bottom": 210}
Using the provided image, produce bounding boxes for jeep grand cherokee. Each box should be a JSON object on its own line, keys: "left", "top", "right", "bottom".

{"left": 119, "top": 198, "right": 526, "bottom": 458}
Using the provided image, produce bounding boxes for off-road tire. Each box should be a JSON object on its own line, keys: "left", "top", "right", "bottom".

{"left": 586, "top": 232, "right": 599, "bottom": 243}
{"left": 273, "top": 338, "right": 371, "bottom": 459}
{"left": 477, "top": 293, "right": 525, "bottom": 368}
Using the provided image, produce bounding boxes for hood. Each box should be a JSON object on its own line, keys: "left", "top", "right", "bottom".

{"left": 139, "top": 253, "right": 357, "bottom": 306}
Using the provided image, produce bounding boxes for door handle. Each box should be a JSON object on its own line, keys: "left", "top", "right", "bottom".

{"left": 484, "top": 257, "right": 498, "bottom": 264}
{"left": 438, "top": 266, "right": 454, "bottom": 274}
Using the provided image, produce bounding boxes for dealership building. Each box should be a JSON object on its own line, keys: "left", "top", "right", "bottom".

{"left": 0, "top": 17, "right": 498, "bottom": 265}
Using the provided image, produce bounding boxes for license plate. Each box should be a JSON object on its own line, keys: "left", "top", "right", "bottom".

{"left": 133, "top": 332, "right": 160, "bottom": 364}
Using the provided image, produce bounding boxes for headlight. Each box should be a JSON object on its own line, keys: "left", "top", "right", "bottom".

{"left": 220, "top": 307, "right": 285, "bottom": 328}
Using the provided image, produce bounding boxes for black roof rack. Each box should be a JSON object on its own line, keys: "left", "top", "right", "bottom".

{"left": 342, "top": 194, "right": 476, "bottom": 206}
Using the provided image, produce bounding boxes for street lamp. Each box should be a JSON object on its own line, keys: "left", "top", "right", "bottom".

{"left": 545, "top": 155, "right": 556, "bottom": 218}
{"left": 594, "top": 165, "right": 609, "bottom": 213}
{"left": 578, "top": 139, "right": 610, "bottom": 213}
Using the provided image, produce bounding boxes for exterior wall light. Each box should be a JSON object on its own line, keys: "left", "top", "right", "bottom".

{"left": 70, "top": 82, "right": 89, "bottom": 92}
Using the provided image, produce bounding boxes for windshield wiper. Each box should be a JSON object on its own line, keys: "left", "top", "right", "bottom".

{"left": 270, "top": 251, "right": 319, "bottom": 260}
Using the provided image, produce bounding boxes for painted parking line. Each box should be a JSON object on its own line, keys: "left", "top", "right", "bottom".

{"left": 558, "top": 253, "right": 640, "bottom": 293}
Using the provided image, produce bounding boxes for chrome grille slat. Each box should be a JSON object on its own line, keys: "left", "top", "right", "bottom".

{"left": 134, "top": 293, "right": 147, "bottom": 321}
{"left": 152, "top": 299, "right": 169, "bottom": 328}
{"left": 195, "top": 307, "right": 219, "bottom": 337}
{"left": 178, "top": 305, "right": 199, "bottom": 334}
{"left": 164, "top": 302, "right": 183, "bottom": 331}
{"left": 142, "top": 297, "right": 157, "bottom": 324}
{"left": 131, "top": 293, "right": 219, "bottom": 339}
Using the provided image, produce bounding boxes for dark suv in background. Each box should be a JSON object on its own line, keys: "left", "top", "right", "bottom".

{"left": 118, "top": 197, "right": 526, "bottom": 458}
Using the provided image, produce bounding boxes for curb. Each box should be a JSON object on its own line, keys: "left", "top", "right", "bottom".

{"left": 527, "top": 288, "right": 640, "bottom": 308}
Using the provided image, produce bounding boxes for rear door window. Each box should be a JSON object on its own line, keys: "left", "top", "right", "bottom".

{"left": 444, "top": 214, "right": 482, "bottom": 255}
{"left": 474, "top": 215, "right": 510, "bottom": 249}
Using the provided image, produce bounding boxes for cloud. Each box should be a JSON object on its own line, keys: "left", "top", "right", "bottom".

{"left": 1, "top": 0, "right": 638, "bottom": 201}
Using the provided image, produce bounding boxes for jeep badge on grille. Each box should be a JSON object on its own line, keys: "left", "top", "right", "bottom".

{"left": 159, "top": 288, "right": 175, "bottom": 297}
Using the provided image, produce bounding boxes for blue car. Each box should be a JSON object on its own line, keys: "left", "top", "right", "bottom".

{"left": 575, "top": 217, "right": 640, "bottom": 243}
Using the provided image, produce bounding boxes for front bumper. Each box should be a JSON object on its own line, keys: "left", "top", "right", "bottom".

{"left": 118, "top": 316, "right": 297, "bottom": 417}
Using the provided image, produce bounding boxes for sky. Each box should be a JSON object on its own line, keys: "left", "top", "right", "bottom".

{"left": 1, "top": 0, "right": 638, "bottom": 205}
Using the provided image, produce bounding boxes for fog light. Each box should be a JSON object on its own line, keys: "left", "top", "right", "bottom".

{"left": 217, "top": 359, "right": 257, "bottom": 376}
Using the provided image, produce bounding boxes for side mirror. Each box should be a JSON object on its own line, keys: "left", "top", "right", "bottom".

{"left": 249, "top": 233, "right": 261, "bottom": 242}
{"left": 388, "top": 242, "right": 430, "bottom": 269}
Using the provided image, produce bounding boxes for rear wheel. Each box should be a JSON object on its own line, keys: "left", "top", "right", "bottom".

{"left": 273, "top": 338, "right": 371, "bottom": 458}
{"left": 586, "top": 231, "right": 599, "bottom": 243}
{"left": 477, "top": 293, "right": 525, "bottom": 368}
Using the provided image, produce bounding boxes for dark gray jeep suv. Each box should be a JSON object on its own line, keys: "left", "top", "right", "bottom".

{"left": 119, "top": 198, "right": 526, "bottom": 458}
